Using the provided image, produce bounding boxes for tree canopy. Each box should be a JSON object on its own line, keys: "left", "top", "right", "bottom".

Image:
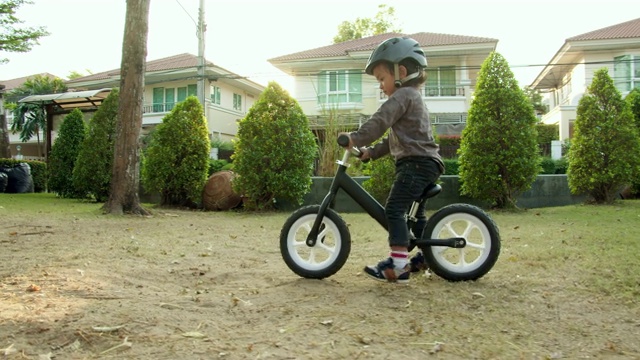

{"left": 0, "top": 0, "right": 49, "bottom": 64}
{"left": 333, "top": 4, "right": 400, "bottom": 43}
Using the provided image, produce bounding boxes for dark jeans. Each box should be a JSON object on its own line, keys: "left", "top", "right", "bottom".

{"left": 385, "top": 156, "right": 441, "bottom": 248}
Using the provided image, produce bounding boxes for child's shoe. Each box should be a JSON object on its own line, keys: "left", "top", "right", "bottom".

{"left": 363, "top": 257, "right": 410, "bottom": 284}
{"left": 409, "top": 251, "right": 428, "bottom": 273}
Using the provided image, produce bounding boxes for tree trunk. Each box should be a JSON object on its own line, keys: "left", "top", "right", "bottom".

{"left": 0, "top": 114, "right": 10, "bottom": 159}
{"left": 0, "top": 86, "right": 10, "bottom": 159}
{"left": 103, "top": 0, "right": 151, "bottom": 215}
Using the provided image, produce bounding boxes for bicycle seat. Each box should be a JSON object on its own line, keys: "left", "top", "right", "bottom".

{"left": 420, "top": 183, "right": 442, "bottom": 200}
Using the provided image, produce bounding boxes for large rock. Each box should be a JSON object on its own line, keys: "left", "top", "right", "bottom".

{"left": 202, "top": 170, "right": 242, "bottom": 211}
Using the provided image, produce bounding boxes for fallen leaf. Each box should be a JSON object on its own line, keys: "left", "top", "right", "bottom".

{"left": 182, "top": 331, "right": 206, "bottom": 338}
{"left": 26, "top": 284, "right": 41, "bottom": 292}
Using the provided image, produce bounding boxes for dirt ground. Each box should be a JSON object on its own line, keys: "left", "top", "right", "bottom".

{"left": 1, "top": 202, "right": 639, "bottom": 360}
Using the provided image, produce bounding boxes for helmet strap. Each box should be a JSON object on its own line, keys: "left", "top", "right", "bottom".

{"left": 393, "top": 64, "right": 402, "bottom": 88}
{"left": 394, "top": 63, "right": 420, "bottom": 88}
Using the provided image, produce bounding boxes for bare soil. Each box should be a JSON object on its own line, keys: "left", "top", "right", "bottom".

{"left": 1, "top": 202, "right": 639, "bottom": 359}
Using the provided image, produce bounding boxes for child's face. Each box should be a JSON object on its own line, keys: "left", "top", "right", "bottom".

{"left": 373, "top": 63, "right": 396, "bottom": 97}
{"left": 373, "top": 63, "right": 406, "bottom": 97}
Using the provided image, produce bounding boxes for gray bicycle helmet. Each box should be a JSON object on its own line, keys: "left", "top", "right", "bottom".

{"left": 365, "top": 37, "right": 427, "bottom": 75}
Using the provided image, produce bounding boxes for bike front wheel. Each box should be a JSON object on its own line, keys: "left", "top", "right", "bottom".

{"left": 420, "top": 203, "right": 501, "bottom": 281}
{"left": 280, "top": 205, "right": 351, "bottom": 279}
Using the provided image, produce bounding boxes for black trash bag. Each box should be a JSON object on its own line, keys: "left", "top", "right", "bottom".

{"left": 0, "top": 172, "right": 7, "bottom": 193}
{"left": 1, "top": 163, "right": 35, "bottom": 193}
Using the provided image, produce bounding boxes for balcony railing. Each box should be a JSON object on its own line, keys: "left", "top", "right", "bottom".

{"left": 379, "top": 86, "right": 466, "bottom": 100}
{"left": 424, "top": 86, "right": 465, "bottom": 97}
{"left": 143, "top": 103, "right": 176, "bottom": 114}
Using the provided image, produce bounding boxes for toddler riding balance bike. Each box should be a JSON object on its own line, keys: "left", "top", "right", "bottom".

{"left": 280, "top": 135, "right": 501, "bottom": 282}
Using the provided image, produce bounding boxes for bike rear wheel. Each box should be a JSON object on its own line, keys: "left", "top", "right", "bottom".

{"left": 420, "top": 203, "right": 500, "bottom": 281}
{"left": 280, "top": 205, "right": 351, "bottom": 279}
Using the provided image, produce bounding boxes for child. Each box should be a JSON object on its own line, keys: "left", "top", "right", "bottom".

{"left": 340, "top": 37, "right": 444, "bottom": 284}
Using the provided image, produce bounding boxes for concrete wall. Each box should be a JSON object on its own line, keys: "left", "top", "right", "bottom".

{"left": 279, "top": 174, "right": 587, "bottom": 212}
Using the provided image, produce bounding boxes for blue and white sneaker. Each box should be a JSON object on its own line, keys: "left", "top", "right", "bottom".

{"left": 363, "top": 257, "right": 410, "bottom": 284}
{"left": 409, "top": 251, "right": 428, "bottom": 273}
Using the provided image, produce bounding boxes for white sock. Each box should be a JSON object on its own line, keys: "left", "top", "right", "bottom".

{"left": 390, "top": 251, "right": 409, "bottom": 270}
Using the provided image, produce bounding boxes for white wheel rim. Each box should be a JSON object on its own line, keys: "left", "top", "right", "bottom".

{"left": 427, "top": 213, "right": 492, "bottom": 273}
{"left": 286, "top": 214, "right": 342, "bottom": 271}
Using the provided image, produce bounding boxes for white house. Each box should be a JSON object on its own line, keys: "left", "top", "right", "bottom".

{"left": 268, "top": 32, "right": 498, "bottom": 136}
{"left": 530, "top": 17, "right": 640, "bottom": 140}
{"left": 67, "top": 53, "right": 265, "bottom": 143}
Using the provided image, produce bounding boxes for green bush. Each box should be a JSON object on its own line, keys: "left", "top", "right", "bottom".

{"left": 437, "top": 135, "right": 461, "bottom": 147}
{"left": 539, "top": 157, "right": 556, "bottom": 174}
{"left": 141, "top": 96, "right": 210, "bottom": 207}
{"left": 362, "top": 155, "right": 394, "bottom": 203}
{"left": 72, "top": 89, "right": 119, "bottom": 202}
{"left": 568, "top": 68, "right": 640, "bottom": 203}
{"left": 232, "top": 82, "right": 317, "bottom": 210}
{"left": 47, "top": 108, "right": 86, "bottom": 198}
{"left": 443, "top": 158, "right": 459, "bottom": 175}
{"left": 625, "top": 88, "right": 640, "bottom": 197}
{"left": 535, "top": 123, "right": 559, "bottom": 145}
{"left": 208, "top": 159, "right": 229, "bottom": 175}
{"left": 458, "top": 52, "right": 540, "bottom": 209}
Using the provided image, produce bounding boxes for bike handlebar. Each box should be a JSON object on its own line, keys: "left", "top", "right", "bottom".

{"left": 337, "top": 134, "right": 369, "bottom": 162}
{"left": 337, "top": 134, "right": 350, "bottom": 147}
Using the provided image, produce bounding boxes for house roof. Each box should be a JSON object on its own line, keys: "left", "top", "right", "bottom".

{"left": 0, "top": 73, "right": 62, "bottom": 91}
{"left": 567, "top": 17, "right": 640, "bottom": 41}
{"left": 65, "top": 53, "right": 215, "bottom": 84}
{"left": 531, "top": 17, "right": 640, "bottom": 89}
{"left": 269, "top": 32, "right": 498, "bottom": 63}
{"left": 66, "top": 53, "right": 264, "bottom": 94}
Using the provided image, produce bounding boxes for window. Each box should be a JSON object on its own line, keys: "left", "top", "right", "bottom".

{"left": 210, "top": 85, "right": 221, "bottom": 105}
{"left": 152, "top": 87, "right": 164, "bottom": 112}
{"left": 233, "top": 93, "right": 242, "bottom": 111}
{"left": 317, "top": 70, "right": 362, "bottom": 105}
{"left": 177, "top": 85, "right": 197, "bottom": 102}
{"left": 425, "top": 67, "right": 457, "bottom": 97}
{"left": 165, "top": 87, "right": 175, "bottom": 111}
{"left": 614, "top": 55, "right": 640, "bottom": 92}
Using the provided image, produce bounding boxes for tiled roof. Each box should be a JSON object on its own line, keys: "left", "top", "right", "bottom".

{"left": 269, "top": 32, "right": 498, "bottom": 62}
{"left": 567, "top": 17, "right": 640, "bottom": 41}
{"left": 0, "top": 73, "right": 61, "bottom": 91}
{"left": 67, "top": 53, "right": 213, "bottom": 84}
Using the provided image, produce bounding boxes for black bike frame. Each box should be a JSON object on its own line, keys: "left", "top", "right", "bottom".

{"left": 305, "top": 150, "right": 387, "bottom": 247}
{"left": 304, "top": 148, "right": 466, "bottom": 249}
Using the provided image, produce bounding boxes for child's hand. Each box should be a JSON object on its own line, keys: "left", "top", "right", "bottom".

{"left": 359, "top": 148, "right": 371, "bottom": 161}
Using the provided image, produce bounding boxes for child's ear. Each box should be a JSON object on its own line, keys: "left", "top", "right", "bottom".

{"left": 399, "top": 65, "right": 408, "bottom": 78}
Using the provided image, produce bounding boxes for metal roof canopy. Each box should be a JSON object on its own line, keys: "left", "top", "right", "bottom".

{"left": 18, "top": 88, "right": 112, "bottom": 110}
{"left": 16, "top": 88, "right": 112, "bottom": 160}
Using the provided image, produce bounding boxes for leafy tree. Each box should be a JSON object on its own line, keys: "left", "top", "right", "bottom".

{"left": 333, "top": 4, "right": 400, "bottom": 43}
{"left": 8, "top": 74, "right": 67, "bottom": 157}
{"left": 0, "top": 0, "right": 49, "bottom": 64}
{"left": 458, "top": 52, "right": 540, "bottom": 209}
{"left": 104, "top": 0, "right": 150, "bottom": 215}
{"left": 72, "top": 89, "right": 119, "bottom": 202}
{"left": 626, "top": 87, "right": 640, "bottom": 131}
{"left": 523, "top": 86, "right": 548, "bottom": 116}
{"left": 47, "top": 108, "right": 86, "bottom": 198}
{"left": 233, "top": 82, "right": 317, "bottom": 210}
{"left": 568, "top": 68, "right": 640, "bottom": 203}
{"left": 67, "top": 69, "right": 92, "bottom": 80}
{"left": 625, "top": 88, "right": 640, "bottom": 197}
{"left": 141, "top": 96, "right": 210, "bottom": 207}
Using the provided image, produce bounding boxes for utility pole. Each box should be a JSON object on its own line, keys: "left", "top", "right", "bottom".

{"left": 197, "top": 0, "right": 206, "bottom": 108}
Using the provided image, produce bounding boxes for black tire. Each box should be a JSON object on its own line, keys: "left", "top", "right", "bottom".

{"left": 420, "top": 203, "right": 500, "bottom": 281}
{"left": 280, "top": 205, "right": 351, "bottom": 279}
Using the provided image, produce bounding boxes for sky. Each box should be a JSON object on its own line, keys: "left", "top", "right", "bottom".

{"left": 1, "top": 0, "right": 639, "bottom": 94}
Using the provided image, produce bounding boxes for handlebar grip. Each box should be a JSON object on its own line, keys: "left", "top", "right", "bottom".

{"left": 337, "top": 134, "right": 350, "bottom": 147}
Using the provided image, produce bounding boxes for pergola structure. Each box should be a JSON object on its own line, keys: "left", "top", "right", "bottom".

{"left": 18, "top": 88, "right": 112, "bottom": 159}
